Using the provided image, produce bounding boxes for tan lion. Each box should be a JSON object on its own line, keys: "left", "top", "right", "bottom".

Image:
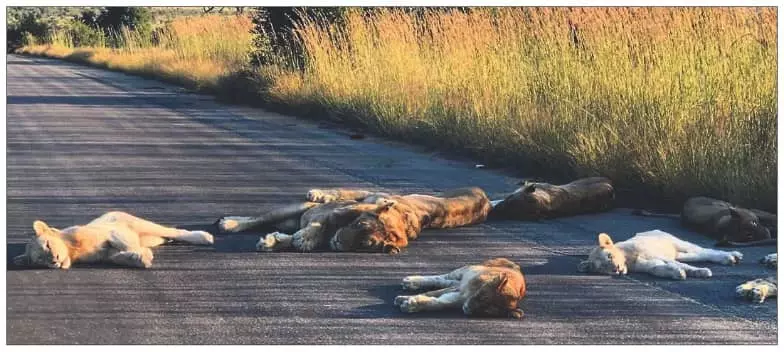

{"left": 394, "top": 257, "right": 526, "bottom": 318}
{"left": 217, "top": 187, "right": 492, "bottom": 254}
{"left": 736, "top": 254, "right": 777, "bottom": 303}
{"left": 12, "top": 211, "right": 214, "bottom": 269}
{"left": 633, "top": 196, "right": 776, "bottom": 246}
{"left": 490, "top": 177, "right": 615, "bottom": 220}
{"left": 577, "top": 230, "right": 743, "bottom": 280}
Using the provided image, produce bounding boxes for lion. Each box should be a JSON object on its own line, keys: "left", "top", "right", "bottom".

{"left": 217, "top": 187, "right": 492, "bottom": 254}
{"left": 12, "top": 211, "right": 214, "bottom": 269}
{"left": 633, "top": 196, "right": 776, "bottom": 246}
{"left": 736, "top": 253, "right": 777, "bottom": 303}
{"left": 394, "top": 257, "right": 526, "bottom": 318}
{"left": 490, "top": 177, "right": 614, "bottom": 220}
{"left": 577, "top": 230, "right": 743, "bottom": 280}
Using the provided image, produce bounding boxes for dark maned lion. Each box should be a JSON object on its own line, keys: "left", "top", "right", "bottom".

{"left": 490, "top": 177, "right": 615, "bottom": 220}
{"left": 217, "top": 187, "right": 492, "bottom": 254}
{"left": 394, "top": 257, "right": 526, "bottom": 318}
{"left": 634, "top": 196, "right": 777, "bottom": 246}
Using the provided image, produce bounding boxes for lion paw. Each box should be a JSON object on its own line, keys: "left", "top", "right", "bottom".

{"left": 401, "top": 276, "right": 423, "bottom": 291}
{"left": 189, "top": 230, "right": 214, "bottom": 245}
{"left": 722, "top": 251, "right": 743, "bottom": 265}
{"left": 257, "top": 232, "right": 284, "bottom": 252}
{"left": 760, "top": 253, "right": 777, "bottom": 269}
{"left": 692, "top": 268, "right": 713, "bottom": 278}
{"left": 395, "top": 296, "right": 420, "bottom": 313}
{"left": 218, "top": 216, "right": 252, "bottom": 233}
{"left": 306, "top": 189, "right": 338, "bottom": 203}
{"left": 131, "top": 249, "right": 154, "bottom": 268}
{"left": 736, "top": 278, "right": 776, "bottom": 303}
{"left": 672, "top": 268, "right": 687, "bottom": 280}
{"left": 394, "top": 295, "right": 411, "bottom": 306}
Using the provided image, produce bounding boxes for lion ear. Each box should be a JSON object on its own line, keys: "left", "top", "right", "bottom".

{"left": 598, "top": 233, "right": 614, "bottom": 248}
{"left": 577, "top": 260, "right": 594, "bottom": 272}
{"left": 375, "top": 200, "right": 396, "bottom": 213}
{"left": 496, "top": 274, "right": 510, "bottom": 293}
{"left": 33, "top": 220, "right": 52, "bottom": 237}
{"left": 523, "top": 183, "right": 536, "bottom": 193}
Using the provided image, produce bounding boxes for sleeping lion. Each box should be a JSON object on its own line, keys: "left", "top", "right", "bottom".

{"left": 577, "top": 230, "right": 743, "bottom": 279}
{"left": 633, "top": 196, "right": 776, "bottom": 246}
{"left": 12, "top": 211, "right": 214, "bottom": 269}
{"left": 217, "top": 187, "right": 492, "bottom": 254}
{"left": 490, "top": 177, "right": 615, "bottom": 220}
{"left": 394, "top": 257, "right": 526, "bottom": 318}
{"left": 736, "top": 253, "right": 777, "bottom": 303}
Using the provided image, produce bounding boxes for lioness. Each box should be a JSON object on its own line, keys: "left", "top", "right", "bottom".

{"left": 490, "top": 177, "right": 614, "bottom": 220}
{"left": 394, "top": 257, "right": 526, "bottom": 318}
{"left": 736, "top": 254, "right": 777, "bottom": 303}
{"left": 633, "top": 196, "right": 776, "bottom": 246}
{"left": 12, "top": 211, "right": 214, "bottom": 269}
{"left": 577, "top": 230, "right": 743, "bottom": 280}
{"left": 218, "top": 187, "right": 492, "bottom": 254}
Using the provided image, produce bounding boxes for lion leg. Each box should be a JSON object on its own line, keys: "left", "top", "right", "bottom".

{"left": 401, "top": 266, "right": 468, "bottom": 291}
{"left": 676, "top": 248, "right": 743, "bottom": 265}
{"left": 291, "top": 222, "right": 329, "bottom": 251}
{"left": 256, "top": 232, "right": 294, "bottom": 252}
{"left": 736, "top": 277, "right": 777, "bottom": 303}
{"left": 108, "top": 248, "right": 154, "bottom": 268}
{"left": 306, "top": 189, "right": 386, "bottom": 203}
{"left": 139, "top": 235, "right": 168, "bottom": 248}
{"left": 218, "top": 202, "right": 319, "bottom": 233}
{"left": 636, "top": 258, "right": 686, "bottom": 280}
{"left": 95, "top": 211, "right": 213, "bottom": 245}
{"left": 670, "top": 260, "right": 712, "bottom": 278}
{"left": 395, "top": 291, "right": 463, "bottom": 313}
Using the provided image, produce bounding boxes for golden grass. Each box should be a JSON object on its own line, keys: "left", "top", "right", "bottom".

{"left": 19, "top": 14, "right": 252, "bottom": 90}
{"left": 267, "top": 7, "right": 777, "bottom": 209}
{"left": 18, "top": 8, "right": 777, "bottom": 210}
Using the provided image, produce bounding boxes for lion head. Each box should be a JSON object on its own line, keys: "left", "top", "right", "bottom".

{"left": 577, "top": 233, "right": 628, "bottom": 275}
{"left": 719, "top": 207, "right": 772, "bottom": 244}
{"left": 329, "top": 199, "right": 407, "bottom": 253}
{"left": 462, "top": 271, "right": 526, "bottom": 319}
{"left": 13, "top": 220, "right": 72, "bottom": 269}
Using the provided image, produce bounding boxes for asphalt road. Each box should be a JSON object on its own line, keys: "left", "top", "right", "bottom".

{"left": 5, "top": 54, "right": 778, "bottom": 344}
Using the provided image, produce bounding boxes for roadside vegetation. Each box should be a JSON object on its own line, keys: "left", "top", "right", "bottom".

{"left": 12, "top": 7, "right": 777, "bottom": 211}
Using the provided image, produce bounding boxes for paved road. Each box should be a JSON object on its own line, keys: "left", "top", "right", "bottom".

{"left": 5, "top": 54, "right": 777, "bottom": 344}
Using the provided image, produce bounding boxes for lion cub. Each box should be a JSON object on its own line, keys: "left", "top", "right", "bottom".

{"left": 13, "top": 211, "right": 214, "bottom": 269}
{"left": 577, "top": 230, "right": 743, "bottom": 280}
{"left": 394, "top": 258, "right": 526, "bottom": 318}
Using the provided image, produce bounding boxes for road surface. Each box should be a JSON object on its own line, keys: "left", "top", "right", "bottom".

{"left": 5, "top": 54, "right": 777, "bottom": 344}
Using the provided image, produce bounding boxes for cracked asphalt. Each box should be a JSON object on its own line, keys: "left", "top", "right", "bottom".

{"left": 5, "top": 54, "right": 777, "bottom": 344}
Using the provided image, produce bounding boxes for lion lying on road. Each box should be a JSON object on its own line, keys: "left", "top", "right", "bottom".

{"left": 394, "top": 257, "right": 526, "bottom": 318}
{"left": 218, "top": 187, "right": 492, "bottom": 254}
{"left": 490, "top": 177, "right": 615, "bottom": 220}
{"left": 13, "top": 211, "right": 214, "bottom": 269}
{"left": 634, "top": 196, "right": 776, "bottom": 246}
{"left": 736, "top": 254, "right": 777, "bottom": 303}
{"left": 577, "top": 230, "right": 743, "bottom": 280}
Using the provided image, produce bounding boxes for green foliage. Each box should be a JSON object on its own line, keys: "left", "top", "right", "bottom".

{"left": 65, "top": 20, "right": 105, "bottom": 47}
{"left": 249, "top": 7, "right": 350, "bottom": 68}
{"left": 7, "top": 8, "right": 51, "bottom": 51}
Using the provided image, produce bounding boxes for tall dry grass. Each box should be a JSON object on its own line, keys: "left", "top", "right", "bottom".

{"left": 266, "top": 7, "right": 777, "bottom": 209}
{"left": 19, "top": 14, "right": 253, "bottom": 90}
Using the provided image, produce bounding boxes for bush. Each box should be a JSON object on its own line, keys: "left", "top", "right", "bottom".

{"left": 249, "top": 7, "right": 348, "bottom": 68}
{"left": 96, "top": 7, "right": 153, "bottom": 46}
{"left": 66, "top": 20, "right": 105, "bottom": 47}
{"left": 7, "top": 10, "right": 50, "bottom": 52}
